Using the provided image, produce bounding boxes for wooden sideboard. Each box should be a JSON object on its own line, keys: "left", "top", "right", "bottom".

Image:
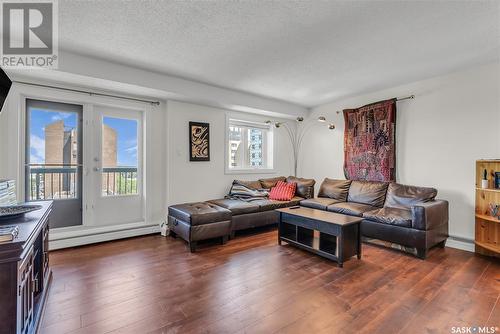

{"left": 0, "top": 201, "right": 52, "bottom": 334}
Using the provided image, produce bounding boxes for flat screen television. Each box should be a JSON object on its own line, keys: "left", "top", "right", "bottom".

{"left": 0, "top": 67, "right": 12, "bottom": 112}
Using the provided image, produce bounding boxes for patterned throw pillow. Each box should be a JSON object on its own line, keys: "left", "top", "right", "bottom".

{"left": 269, "top": 181, "right": 296, "bottom": 201}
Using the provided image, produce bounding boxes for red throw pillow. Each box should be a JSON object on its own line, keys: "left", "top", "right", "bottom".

{"left": 269, "top": 181, "right": 296, "bottom": 201}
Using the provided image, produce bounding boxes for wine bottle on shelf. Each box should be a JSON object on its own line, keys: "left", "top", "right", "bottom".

{"left": 481, "top": 169, "right": 489, "bottom": 189}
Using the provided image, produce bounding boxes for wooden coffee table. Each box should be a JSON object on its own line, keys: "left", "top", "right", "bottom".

{"left": 276, "top": 207, "right": 363, "bottom": 267}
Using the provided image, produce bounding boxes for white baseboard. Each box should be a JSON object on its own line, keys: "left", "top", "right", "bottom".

{"left": 445, "top": 235, "right": 474, "bottom": 252}
{"left": 49, "top": 223, "right": 160, "bottom": 250}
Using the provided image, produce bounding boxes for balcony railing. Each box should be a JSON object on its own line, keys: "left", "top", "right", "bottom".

{"left": 102, "top": 167, "right": 138, "bottom": 196}
{"left": 28, "top": 166, "right": 138, "bottom": 200}
{"left": 28, "top": 166, "right": 77, "bottom": 200}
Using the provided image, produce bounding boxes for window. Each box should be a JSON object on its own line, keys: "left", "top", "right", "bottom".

{"left": 226, "top": 118, "right": 273, "bottom": 172}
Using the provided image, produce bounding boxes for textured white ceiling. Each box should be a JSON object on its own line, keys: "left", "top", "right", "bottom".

{"left": 59, "top": 0, "right": 499, "bottom": 108}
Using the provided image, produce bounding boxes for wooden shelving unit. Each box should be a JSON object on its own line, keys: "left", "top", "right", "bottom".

{"left": 475, "top": 160, "right": 500, "bottom": 257}
{"left": 475, "top": 240, "right": 500, "bottom": 254}
{"left": 475, "top": 187, "right": 500, "bottom": 193}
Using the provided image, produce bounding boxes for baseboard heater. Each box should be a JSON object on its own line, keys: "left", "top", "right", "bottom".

{"left": 49, "top": 223, "right": 160, "bottom": 250}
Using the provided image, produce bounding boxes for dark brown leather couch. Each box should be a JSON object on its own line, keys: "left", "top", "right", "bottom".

{"left": 168, "top": 176, "right": 315, "bottom": 251}
{"left": 301, "top": 179, "right": 449, "bottom": 259}
{"left": 208, "top": 176, "right": 315, "bottom": 236}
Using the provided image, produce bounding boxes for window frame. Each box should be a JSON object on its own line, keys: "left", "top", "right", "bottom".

{"left": 224, "top": 115, "right": 276, "bottom": 174}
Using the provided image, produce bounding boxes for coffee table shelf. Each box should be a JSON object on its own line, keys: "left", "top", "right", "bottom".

{"left": 276, "top": 207, "right": 363, "bottom": 267}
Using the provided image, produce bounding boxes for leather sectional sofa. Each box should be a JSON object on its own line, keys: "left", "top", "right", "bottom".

{"left": 168, "top": 176, "right": 315, "bottom": 252}
{"left": 301, "top": 178, "right": 449, "bottom": 258}
{"left": 168, "top": 176, "right": 448, "bottom": 258}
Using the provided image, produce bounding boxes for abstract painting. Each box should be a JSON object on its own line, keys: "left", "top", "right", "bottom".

{"left": 343, "top": 98, "right": 397, "bottom": 182}
{"left": 189, "top": 122, "right": 210, "bottom": 161}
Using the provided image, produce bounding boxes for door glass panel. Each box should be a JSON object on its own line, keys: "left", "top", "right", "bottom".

{"left": 27, "top": 103, "right": 80, "bottom": 200}
{"left": 101, "top": 117, "right": 138, "bottom": 196}
{"left": 26, "top": 99, "right": 83, "bottom": 228}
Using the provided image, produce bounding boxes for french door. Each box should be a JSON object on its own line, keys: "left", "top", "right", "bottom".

{"left": 26, "top": 99, "right": 144, "bottom": 228}
{"left": 87, "top": 104, "right": 144, "bottom": 226}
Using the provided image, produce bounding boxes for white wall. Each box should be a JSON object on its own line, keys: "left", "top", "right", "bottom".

{"left": 301, "top": 62, "right": 500, "bottom": 248}
{"left": 166, "top": 100, "right": 294, "bottom": 204}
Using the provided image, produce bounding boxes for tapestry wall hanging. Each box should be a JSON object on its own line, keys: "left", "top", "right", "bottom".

{"left": 189, "top": 122, "right": 210, "bottom": 161}
{"left": 343, "top": 98, "right": 397, "bottom": 182}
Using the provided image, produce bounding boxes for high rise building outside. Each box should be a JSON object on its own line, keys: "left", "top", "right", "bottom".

{"left": 43, "top": 121, "right": 117, "bottom": 197}
{"left": 249, "top": 128, "right": 263, "bottom": 167}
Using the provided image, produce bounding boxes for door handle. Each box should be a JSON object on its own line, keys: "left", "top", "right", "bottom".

{"left": 93, "top": 167, "right": 100, "bottom": 172}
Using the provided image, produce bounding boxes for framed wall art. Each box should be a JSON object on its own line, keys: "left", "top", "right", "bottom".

{"left": 189, "top": 121, "right": 210, "bottom": 161}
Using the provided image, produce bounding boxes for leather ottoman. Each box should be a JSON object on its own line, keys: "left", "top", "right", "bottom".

{"left": 168, "top": 202, "right": 232, "bottom": 252}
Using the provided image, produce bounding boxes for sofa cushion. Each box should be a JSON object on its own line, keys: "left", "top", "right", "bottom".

{"left": 286, "top": 176, "right": 316, "bottom": 199}
{"left": 318, "top": 178, "right": 352, "bottom": 201}
{"left": 168, "top": 202, "right": 232, "bottom": 226}
{"left": 253, "top": 196, "right": 303, "bottom": 211}
{"left": 207, "top": 199, "right": 260, "bottom": 215}
{"left": 234, "top": 179, "right": 263, "bottom": 190}
{"left": 363, "top": 207, "right": 413, "bottom": 228}
{"left": 384, "top": 183, "right": 437, "bottom": 209}
{"left": 269, "top": 181, "right": 296, "bottom": 201}
{"left": 347, "top": 181, "right": 389, "bottom": 207}
{"left": 259, "top": 176, "right": 286, "bottom": 189}
{"left": 327, "top": 202, "right": 378, "bottom": 217}
{"left": 300, "top": 197, "right": 340, "bottom": 210}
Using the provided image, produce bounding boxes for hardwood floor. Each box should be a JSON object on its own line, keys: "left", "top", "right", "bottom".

{"left": 40, "top": 228, "right": 500, "bottom": 334}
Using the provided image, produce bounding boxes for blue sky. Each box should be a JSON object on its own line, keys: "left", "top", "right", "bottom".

{"left": 103, "top": 116, "right": 138, "bottom": 166}
{"left": 29, "top": 109, "right": 138, "bottom": 166}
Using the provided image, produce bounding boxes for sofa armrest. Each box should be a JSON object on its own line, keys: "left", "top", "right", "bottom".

{"left": 411, "top": 199, "right": 449, "bottom": 230}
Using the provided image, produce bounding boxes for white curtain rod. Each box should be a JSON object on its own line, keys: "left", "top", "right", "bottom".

{"left": 14, "top": 80, "right": 161, "bottom": 106}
